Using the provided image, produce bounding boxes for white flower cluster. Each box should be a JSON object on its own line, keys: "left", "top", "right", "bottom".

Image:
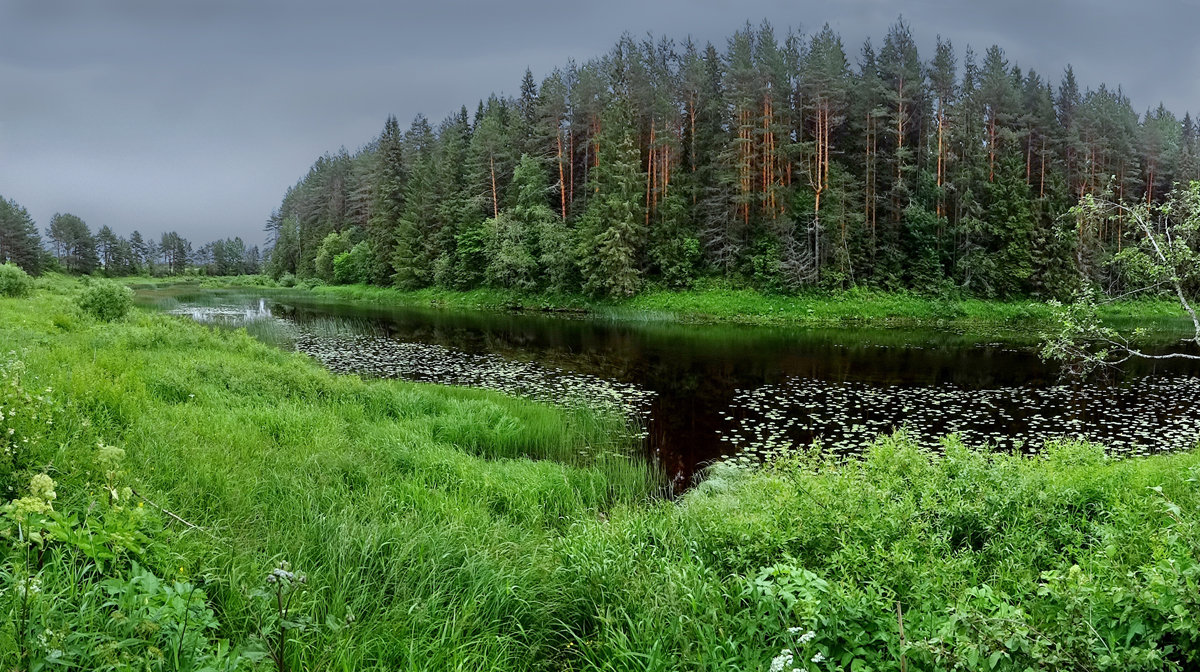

{"left": 768, "top": 648, "right": 796, "bottom": 672}
{"left": 14, "top": 575, "right": 42, "bottom": 599}
{"left": 769, "top": 628, "right": 821, "bottom": 671}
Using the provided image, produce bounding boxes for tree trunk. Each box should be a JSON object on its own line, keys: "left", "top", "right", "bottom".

{"left": 489, "top": 155, "right": 499, "bottom": 218}
{"left": 557, "top": 131, "right": 567, "bottom": 220}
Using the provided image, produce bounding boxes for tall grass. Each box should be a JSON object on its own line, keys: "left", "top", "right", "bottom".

{"left": 1, "top": 277, "right": 1199, "bottom": 670}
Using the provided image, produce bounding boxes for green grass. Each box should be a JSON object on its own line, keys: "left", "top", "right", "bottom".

{"left": 2, "top": 276, "right": 1200, "bottom": 670}
{"left": 167, "top": 275, "right": 1191, "bottom": 333}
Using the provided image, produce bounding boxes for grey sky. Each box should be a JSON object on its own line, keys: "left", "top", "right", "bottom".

{"left": 1, "top": 0, "right": 1196, "bottom": 247}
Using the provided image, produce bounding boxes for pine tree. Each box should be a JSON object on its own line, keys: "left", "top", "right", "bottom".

{"left": 128, "top": 230, "right": 148, "bottom": 274}
{"left": 484, "top": 154, "right": 553, "bottom": 290}
{"left": 47, "top": 213, "right": 99, "bottom": 274}
{"left": 368, "top": 116, "right": 406, "bottom": 283}
{"left": 577, "top": 101, "right": 645, "bottom": 297}
{"left": 96, "top": 225, "right": 119, "bottom": 274}
{"left": 392, "top": 115, "right": 438, "bottom": 289}
{"left": 0, "top": 197, "right": 44, "bottom": 274}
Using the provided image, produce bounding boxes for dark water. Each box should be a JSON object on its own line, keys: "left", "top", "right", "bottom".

{"left": 141, "top": 288, "right": 1200, "bottom": 487}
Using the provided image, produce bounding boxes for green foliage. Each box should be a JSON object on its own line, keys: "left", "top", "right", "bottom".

{"left": 577, "top": 103, "right": 645, "bottom": 299}
{"left": 452, "top": 222, "right": 489, "bottom": 289}
{"left": 11, "top": 273, "right": 1200, "bottom": 670}
{"left": 0, "top": 262, "right": 32, "bottom": 297}
{"left": 332, "top": 241, "right": 372, "bottom": 285}
{"left": 647, "top": 193, "right": 700, "bottom": 289}
{"left": 262, "top": 20, "right": 1200, "bottom": 307}
{"left": 0, "top": 196, "right": 44, "bottom": 275}
{"left": 313, "top": 230, "right": 355, "bottom": 283}
{"left": 77, "top": 280, "right": 134, "bottom": 321}
{"left": 484, "top": 213, "right": 538, "bottom": 291}
{"left": 46, "top": 212, "right": 99, "bottom": 275}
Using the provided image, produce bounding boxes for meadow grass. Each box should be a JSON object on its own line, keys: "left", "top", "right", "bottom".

{"left": 1, "top": 276, "right": 1199, "bottom": 670}
{"left": 180, "top": 276, "right": 1191, "bottom": 333}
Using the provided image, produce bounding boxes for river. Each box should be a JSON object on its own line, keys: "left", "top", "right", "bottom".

{"left": 140, "top": 287, "right": 1200, "bottom": 488}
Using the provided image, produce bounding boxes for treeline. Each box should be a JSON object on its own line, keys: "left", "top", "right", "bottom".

{"left": 0, "top": 196, "right": 261, "bottom": 277}
{"left": 268, "top": 19, "right": 1193, "bottom": 298}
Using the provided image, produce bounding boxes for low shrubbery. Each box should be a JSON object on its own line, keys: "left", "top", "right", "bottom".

{"left": 76, "top": 279, "right": 134, "bottom": 321}
{"left": 0, "top": 263, "right": 32, "bottom": 297}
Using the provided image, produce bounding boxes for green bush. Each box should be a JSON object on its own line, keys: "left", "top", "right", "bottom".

{"left": 0, "top": 263, "right": 32, "bottom": 297}
{"left": 332, "top": 241, "right": 372, "bottom": 285}
{"left": 77, "top": 280, "right": 133, "bottom": 321}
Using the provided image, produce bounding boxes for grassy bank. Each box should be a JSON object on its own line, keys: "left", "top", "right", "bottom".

{"left": 134, "top": 274, "right": 1191, "bottom": 331}
{"left": 2, "top": 277, "right": 1200, "bottom": 670}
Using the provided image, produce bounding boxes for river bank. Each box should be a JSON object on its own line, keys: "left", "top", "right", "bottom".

{"left": 120, "top": 273, "right": 1192, "bottom": 332}
{"left": 1, "top": 275, "right": 1199, "bottom": 669}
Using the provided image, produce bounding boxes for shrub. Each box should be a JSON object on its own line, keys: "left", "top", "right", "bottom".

{"left": 0, "top": 263, "right": 32, "bottom": 297}
{"left": 77, "top": 280, "right": 133, "bottom": 321}
{"left": 333, "top": 241, "right": 372, "bottom": 285}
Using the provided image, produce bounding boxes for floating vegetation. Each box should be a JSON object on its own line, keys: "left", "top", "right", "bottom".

{"left": 717, "top": 376, "right": 1200, "bottom": 459}
{"left": 295, "top": 332, "right": 655, "bottom": 435}
{"left": 171, "top": 301, "right": 656, "bottom": 432}
{"left": 166, "top": 295, "right": 1200, "bottom": 483}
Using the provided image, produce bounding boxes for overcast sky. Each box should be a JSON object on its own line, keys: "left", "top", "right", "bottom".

{"left": 2, "top": 0, "right": 1196, "bottom": 247}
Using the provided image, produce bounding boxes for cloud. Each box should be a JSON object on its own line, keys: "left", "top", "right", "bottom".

{"left": 1, "top": 0, "right": 1195, "bottom": 246}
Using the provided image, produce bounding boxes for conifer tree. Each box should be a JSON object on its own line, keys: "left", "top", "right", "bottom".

{"left": 368, "top": 115, "right": 405, "bottom": 283}
{"left": 47, "top": 213, "right": 99, "bottom": 274}
{"left": 577, "top": 101, "right": 645, "bottom": 297}
{"left": 0, "top": 197, "right": 44, "bottom": 274}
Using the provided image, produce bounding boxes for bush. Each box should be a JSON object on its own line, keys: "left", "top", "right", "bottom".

{"left": 77, "top": 280, "right": 133, "bottom": 321}
{"left": 333, "top": 241, "right": 372, "bottom": 285}
{"left": 0, "top": 263, "right": 32, "bottom": 297}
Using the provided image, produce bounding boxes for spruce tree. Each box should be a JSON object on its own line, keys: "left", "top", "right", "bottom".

{"left": 577, "top": 101, "right": 645, "bottom": 298}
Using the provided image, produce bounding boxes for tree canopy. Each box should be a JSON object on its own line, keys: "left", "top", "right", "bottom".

{"left": 249, "top": 19, "right": 1198, "bottom": 300}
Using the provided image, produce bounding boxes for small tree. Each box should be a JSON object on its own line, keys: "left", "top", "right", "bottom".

{"left": 1042, "top": 183, "right": 1200, "bottom": 372}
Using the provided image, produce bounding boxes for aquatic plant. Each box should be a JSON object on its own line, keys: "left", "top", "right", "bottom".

{"left": 717, "top": 375, "right": 1200, "bottom": 460}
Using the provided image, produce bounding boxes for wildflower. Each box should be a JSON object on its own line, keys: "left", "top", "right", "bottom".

{"left": 811, "top": 652, "right": 825, "bottom": 664}
{"left": 769, "top": 649, "right": 795, "bottom": 672}
{"left": 14, "top": 575, "right": 41, "bottom": 599}
{"left": 797, "top": 630, "right": 816, "bottom": 645}
{"left": 29, "top": 474, "right": 55, "bottom": 502}
{"left": 97, "top": 442, "right": 126, "bottom": 471}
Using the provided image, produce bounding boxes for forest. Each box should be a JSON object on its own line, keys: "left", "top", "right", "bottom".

{"left": 265, "top": 19, "right": 1200, "bottom": 301}
{"left": 0, "top": 197, "right": 261, "bottom": 278}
